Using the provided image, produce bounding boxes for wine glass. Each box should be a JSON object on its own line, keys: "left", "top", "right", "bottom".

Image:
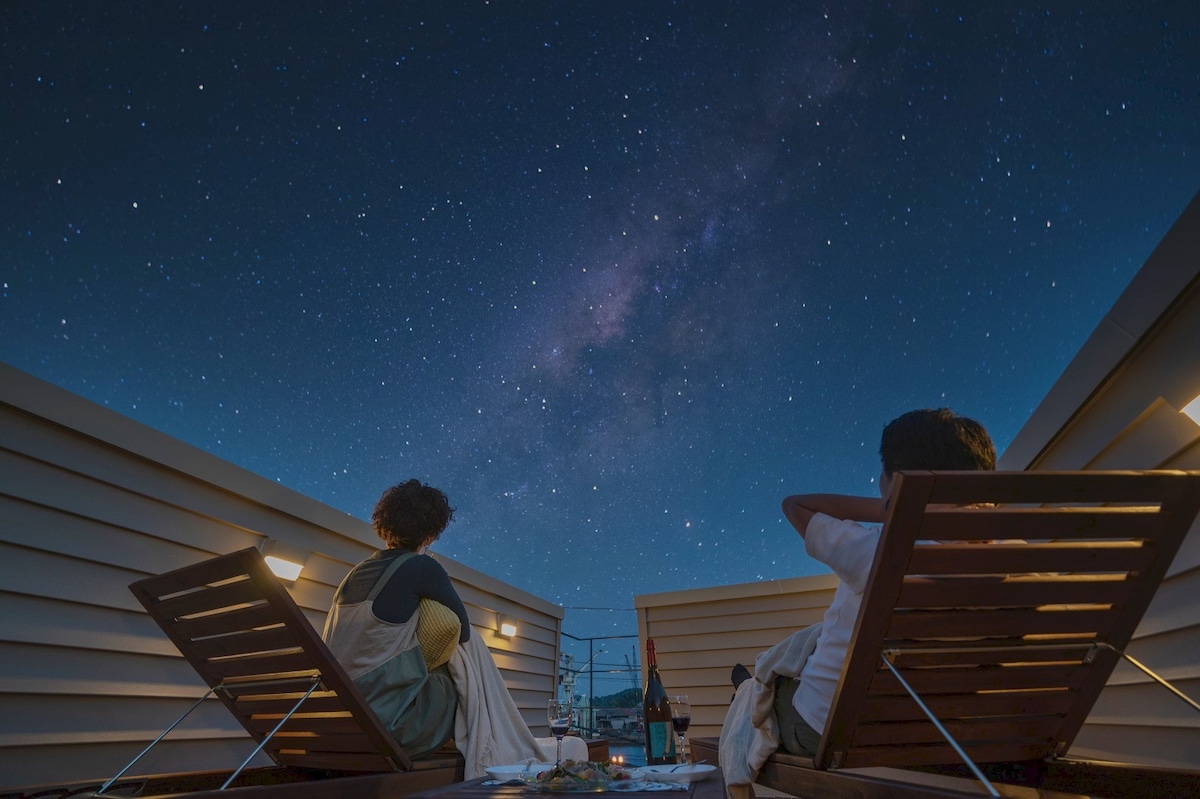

{"left": 668, "top": 695, "right": 691, "bottom": 764}
{"left": 547, "top": 699, "right": 573, "bottom": 765}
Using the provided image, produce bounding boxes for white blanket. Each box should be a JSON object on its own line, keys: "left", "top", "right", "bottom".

{"left": 538, "top": 735, "right": 590, "bottom": 765}
{"left": 448, "top": 634, "right": 588, "bottom": 777}
{"left": 718, "top": 623, "right": 823, "bottom": 797}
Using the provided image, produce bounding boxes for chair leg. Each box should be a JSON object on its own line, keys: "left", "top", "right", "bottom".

{"left": 218, "top": 675, "right": 324, "bottom": 789}
{"left": 879, "top": 645, "right": 1198, "bottom": 797}
{"left": 98, "top": 675, "right": 326, "bottom": 795}
{"left": 96, "top": 686, "right": 220, "bottom": 795}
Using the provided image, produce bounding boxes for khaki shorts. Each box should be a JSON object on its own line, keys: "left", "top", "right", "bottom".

{"left": 772, "top": 676, "right": 822, "bottom": 757}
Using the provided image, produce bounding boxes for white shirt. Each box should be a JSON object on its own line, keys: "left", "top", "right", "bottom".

{"left": 793, "top": 512, "right": 881, "bottom": 733}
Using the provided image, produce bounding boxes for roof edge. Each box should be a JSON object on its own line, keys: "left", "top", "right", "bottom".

{"left": 1000, "top": 190, "right": 1200, "bottom": 470}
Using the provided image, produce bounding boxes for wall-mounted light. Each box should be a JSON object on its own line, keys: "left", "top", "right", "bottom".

{"left": 497, "top": 613, "right": 518, "bottom": 639}
{"left": 257, "top": 538, "right": 309, "bottom": 582}
{"left": 1182, "top": 393, "right": 1200, "bottom": 426}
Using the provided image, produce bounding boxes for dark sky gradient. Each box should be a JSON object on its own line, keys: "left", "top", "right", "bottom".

{"left": 3, "top": 2, "right": 1199, "bottom": 688}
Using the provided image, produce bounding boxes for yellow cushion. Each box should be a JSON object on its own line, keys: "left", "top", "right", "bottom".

{"left": 417, "top": 598, "right": 461, "bottom": 670}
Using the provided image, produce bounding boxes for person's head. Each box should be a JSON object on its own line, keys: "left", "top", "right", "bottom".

{"left": 372, "top": 479, "right": 456, "bottom": 551}
{"left": 878, "top": 408, "right": 995, "bottom": 495}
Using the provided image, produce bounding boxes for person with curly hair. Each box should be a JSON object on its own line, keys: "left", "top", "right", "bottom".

{"left": 322, "top": 479, "right": 470, "bottom": 758}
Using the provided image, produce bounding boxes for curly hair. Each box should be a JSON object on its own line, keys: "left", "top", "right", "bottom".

{"left": 879, "top": 408, "right": 996, "bottom": 476}
{"left": 372, "top": 479, "right": 456, "bottom": 550}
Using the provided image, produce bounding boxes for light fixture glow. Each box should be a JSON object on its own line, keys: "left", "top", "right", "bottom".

{"left": 264, "top": 555, "right": 304, "bottom": 581}
{"left": 497, "top": 614, "right": 518, "bottom": 638}
{"left": 1182, "top": 393, "right": 1200, "bottom": 426}
{"left": 257, "top": 538, "right": 309, "bottom": 582}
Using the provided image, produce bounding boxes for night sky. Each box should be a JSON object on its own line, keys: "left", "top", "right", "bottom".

{"left": 3, "top": 3, "right": 1199, "bottom": 691}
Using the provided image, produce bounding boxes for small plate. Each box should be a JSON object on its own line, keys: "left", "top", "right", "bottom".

{"left": 485, "top": 763, "right": 555, "bottom": 781}
{"left": 642, "top": 764, "right": 717, "bottom": 783}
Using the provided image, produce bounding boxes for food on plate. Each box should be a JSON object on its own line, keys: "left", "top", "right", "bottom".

{"left": 529, "top": 759, "right": 636, "bottom": 787}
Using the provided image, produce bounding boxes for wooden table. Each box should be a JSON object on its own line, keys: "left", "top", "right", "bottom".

{"left": 405, "top": 769, "right": 727, "bottom": 799}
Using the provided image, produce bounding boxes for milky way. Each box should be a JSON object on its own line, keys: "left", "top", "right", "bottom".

{"left": 3, "top": 2, "right": 1198, "bottom": 691}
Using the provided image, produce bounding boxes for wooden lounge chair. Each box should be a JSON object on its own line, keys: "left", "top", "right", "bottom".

{"left": 694, "top": 469, "right": 1200, "bottom": 799}
{"left": 101, "top": 546, "right": 464, "bottom": 797}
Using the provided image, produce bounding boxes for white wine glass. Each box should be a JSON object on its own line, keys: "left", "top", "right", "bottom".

{"left": 547, "top": 699, "right": 573, "bottom": 765}
{"left": 668, "top": 694, "right": 691, "bottom": 764}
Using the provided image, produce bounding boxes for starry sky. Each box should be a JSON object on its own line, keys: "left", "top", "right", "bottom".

{"left": 3, "top": 2, "right": 1199, "bottom": 691}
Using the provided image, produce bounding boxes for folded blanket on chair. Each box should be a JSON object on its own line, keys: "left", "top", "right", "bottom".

{"left": 718, "top": 623, "right": 823, "bottom": 794}
{"left": 449, "top": 633, "right": 546, "bottom": 778}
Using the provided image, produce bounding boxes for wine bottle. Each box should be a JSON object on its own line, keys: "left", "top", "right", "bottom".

{"left": 642, "top": 638, "right": 677, "bottom": 765}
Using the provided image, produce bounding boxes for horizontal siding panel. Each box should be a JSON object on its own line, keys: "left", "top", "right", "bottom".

{"left": 498, "top": 669, "right": 555, "bottom": 695}
{"left": 1084, "top": 679, "right": 1200, "bottom": 727}
{"left": 648, "top": 606, "right": 826, "bottom": 638}
{"left": 1069, "top": 723, "right": 1200, "bottom": 770}
{"left": 0, "top": 543, "right": 176, "bottom": 614}
{"left": 0, "top": 411, "right": 373, "bottom": 567}
{"left": 0, "top": 694, "right": 247, "bottom": 742}
{"left": 644, "top": 589, "right": 837, "bottom": 623}
{"left": 519, "top": 711, "right": 551, "bottom": 738}
{"left": 0, "top": 449, "right": 262, "bottom": 560}
{"left": 691, "top": 703, "right": 735, "bottom": 730}
{"left": 1133, "top": 566, "right": 1199, "bottom": 638}
{"left": 1164, "top": 519, "right": 1200, "bottom": 576}
{"left": 499, "top": 667, "right": 556, "bottom": 694}
{"left": 489, "top": 641, "right": 556, "bottom": 671}
{"left": 652, "top": 667, "right": 749, "bottom": 691}
{"left": 0, "top": 592, "right": 175, "bottom": 654}
{"left": 0, "top": 738, "right": 269, "bottom": 794}
{"left": 1086, "top": 400, "right": 1200, "bottom": 471}
{"left": 0, "top": 642, "right": 203, "bottom": 697}
{"left": 0, "top": 724, "right": 250, "bottom": 749}
{"left": 1165, "top": 440, "right": 1200, "bottom": 469}
{"left": 1107, "top": 623, "right": 1200, "bottom": 685}
{"left": 657, "top": 647, "right": 787, "bottom": 671}
{"left": 0, "top": 495, "right": 218, "bottom": 580}
{"left": 636, "top": 574, "right": 839, "bottom": 608}
{"left": 284, "top": 578, "right": 339, "bottom": 614}
{"left": 299, "top": 550, "right": 372, "bottom": 588}
{"left": 510, "top": 687, "right": 555, "bottom": 710}
{"left": 662, "top": 627, "right": 819, "bottom": 653}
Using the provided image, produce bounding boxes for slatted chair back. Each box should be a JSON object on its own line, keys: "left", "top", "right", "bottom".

{"left": 817, "top": 470, "right": 1200, "bottom": 772}
{"left": 130, "top": 547, "right": 414, "bottom": 773}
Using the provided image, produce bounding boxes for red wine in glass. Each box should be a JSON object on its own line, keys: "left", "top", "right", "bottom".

{"left": 548, "top": 700, "right": 573, "bottom": 764}
{"left": 668, "top": 695, "right": 691, "bottom": 764}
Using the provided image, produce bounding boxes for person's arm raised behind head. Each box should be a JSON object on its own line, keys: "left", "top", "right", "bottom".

{"left": 782, "top": 493, "right": 887, "bottom": 539}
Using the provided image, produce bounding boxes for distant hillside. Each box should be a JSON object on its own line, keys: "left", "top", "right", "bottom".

{"left": 593, "top": 687, "right": 640, "bottom": 707}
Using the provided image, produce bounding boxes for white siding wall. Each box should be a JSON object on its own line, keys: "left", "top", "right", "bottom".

{"left": 635, "top": 575, "right": 838, "bottom": 742}
{"left": 0, "top": 363, "right": 563, "bottom": 790}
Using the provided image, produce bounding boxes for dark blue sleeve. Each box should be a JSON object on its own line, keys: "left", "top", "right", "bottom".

{"left": 372, "top": 553, "right": 471, "bottom": 643}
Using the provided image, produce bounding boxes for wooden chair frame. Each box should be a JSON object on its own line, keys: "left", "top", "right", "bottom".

{"left": 104, "top": 547, "right": 464, "bottom": 796}
{"left": 698, "top": 469, "right": 1200, "bottom": 798}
